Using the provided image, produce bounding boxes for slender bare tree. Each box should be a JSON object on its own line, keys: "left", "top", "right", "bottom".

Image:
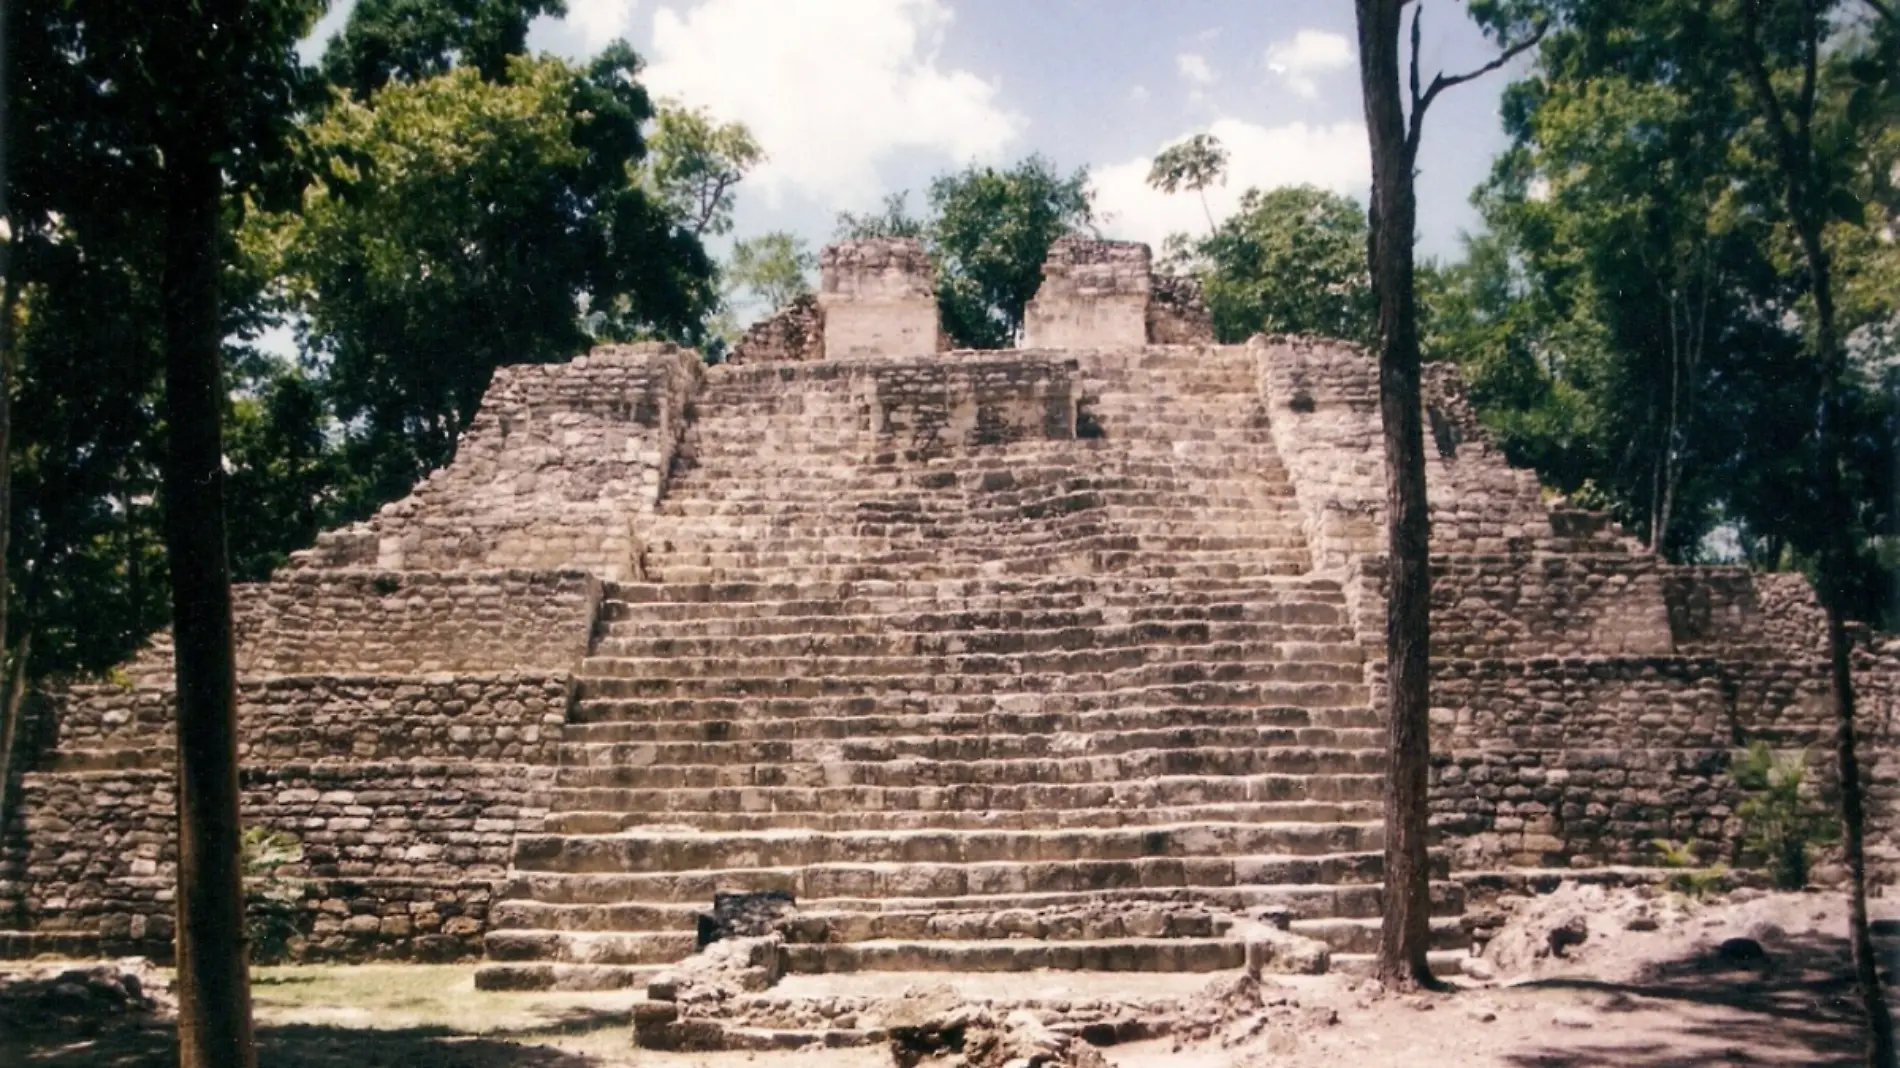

{"left": 1353, "top": 0, "right": 1542, "bottom": 989}
{"left": 1733, "top": 3, "right": 1895, "bottom": 1062}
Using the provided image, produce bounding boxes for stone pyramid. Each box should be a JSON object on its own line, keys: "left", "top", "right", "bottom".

{"left": 3, "top": 237, "right": 1893, "bottom": 996}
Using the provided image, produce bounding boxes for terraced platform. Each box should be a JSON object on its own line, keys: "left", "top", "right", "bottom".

{"left": 471, "top": 344, "right": 1467, "bottom": 990}
{"left": 10, "top": 236, "right": 1874, "bottom": 1000}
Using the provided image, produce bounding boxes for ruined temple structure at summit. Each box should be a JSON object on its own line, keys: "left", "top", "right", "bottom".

{"left": 5, "top": 235, "right": 1897, "bottom": 1007}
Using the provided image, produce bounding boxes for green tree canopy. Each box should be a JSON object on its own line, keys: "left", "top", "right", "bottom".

{"left": 1183, "top": 185, "right": 1375, "bottom": 345}
{"left": 1147, "top": 133, "right": 1230, "bottom": 232}
{"left": 1453, "top": 0, "right": 1900, "bottom": 606}
{"left": 929, "top": 156, "right": 1095, "bottom": 348}
{"left": 647, "top": 104, "right": 765, "bottom": 238}
{"left": 728, "top": 232, "right": 816, "bottom": 311}
{"left": 836, "top": 157, "right": 1094, "bottom": 348}
{"left": 266, "top": 52, "right": 717, "bottom": 511}
{"left": 321, "top": 0, "right": 568, "bottom": 97}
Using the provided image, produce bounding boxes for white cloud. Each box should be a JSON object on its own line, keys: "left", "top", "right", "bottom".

{"left": 567, "top": 0, "right": 641, "bottom": 48}
{"left": 1090, "top": 118, "right": 1369, "bottom": 250}
{"left": 1176, "top": 52, "right": 1216, "bottom": 86}
{"left": 1130, "top": 84, "right": 1150, "bottom": 102}
{"left": 1265, "top": 29, "right": 1354, "bottom": 99}
{"left": 642, "top": 0, "right": 1023, "bottom": 208}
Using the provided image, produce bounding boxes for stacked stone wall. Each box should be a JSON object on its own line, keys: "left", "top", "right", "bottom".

{"left": 1254, "top": 336, "right": 1561, "bottom": 562}
{"left": 1432, "top": 555, "right": 1674, "bottom": 659}
{"left": 1430, "top": 656, "right": 1841, "bottom": 870}
{"left": 680, "top": 357, "right": 1078, "bottom": 470}
{"left": 47, "top": 675, "right": 569, "bottom": 765}
{"left": 1250, "top": 336, "right": 1675, "bottom": 659}
{"left": 1665, "top": 568, "right": 1829, "bottom": 658}
{"left": 2, "top": 675, "right": 567, "bottom": 961}
{"left": 1855, "top": 639, "right": 1900, "bottom": 875}
{"left": 125, "top": 570, "right": 598, "bottom": 684}
{"left": 298, "top": 344, "right": 701, "bottom": 580}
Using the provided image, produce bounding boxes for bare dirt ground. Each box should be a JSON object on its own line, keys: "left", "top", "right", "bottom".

{"left": 2, "top": 887, "right": 1894, "bottom": 1067}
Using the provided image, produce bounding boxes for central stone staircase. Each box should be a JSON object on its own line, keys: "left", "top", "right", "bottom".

{"left": 475, "top": 346, "right": 1466, "bottom": 990}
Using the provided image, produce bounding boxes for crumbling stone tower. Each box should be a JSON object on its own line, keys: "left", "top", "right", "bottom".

{"left": 3, "top": 237, "right": 1895, "bottom": 997}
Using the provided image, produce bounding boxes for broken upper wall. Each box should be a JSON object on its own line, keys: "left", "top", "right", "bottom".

{"left": 731, "top": 237, "right": 1213, "bottom": 363}
{"left": 1023, "top": 238, "right": 1153, "bottom": 348}
{"left": 726, "top": 293, "right": 821, "bottom": 366}
{"left": 297, "top": 343, "right": 701, "bottom": 580}
{"left": 1023, "top": 238, "right": 1215, "bottom": 348}
{"left": 818, "top": 238, "right": 945, "bottom": 360}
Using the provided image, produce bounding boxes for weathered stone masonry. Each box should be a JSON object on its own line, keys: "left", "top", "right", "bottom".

{"left": 3, "top": 238, "right": 1893, "bottom": 982}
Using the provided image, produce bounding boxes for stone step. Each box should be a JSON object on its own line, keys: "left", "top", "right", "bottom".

{"left": 669, "top": 457, "right": 1288, "bottom": 476}
{"left": 559, "top": 702, "right": 1381, "bottom": 742}
{"left": 551, "top": 746, "right": 1383, "bottom": 791}
{"left": 544, "top": 771, "right": 1384, "bottom": 821}
{"left": 784, "top": 904, "right": 1224, "bottom": 945}
{"left": 790, "top": 882, "right": 1466, "bottom": 927}
{"left": 589, "top": 620, "right": 1353, "bottom": 658}
{"left": 597, "top": 594, "right": 1350, "bottom": 629}
{"left": 602, "top": 574, "right": 1348, "bottom": 606}
{"left": 656, "top": 487, "right": 1302, "bottom": 517}
{"left": 573, "top": 670, "right": 1370, "bottom": 706}
{"left": 657, "top": 484, "right": 1301, "bottom": 512}
{"left": 490, "top": 882, "right": 1465, "bottom": 937}
{"left": 646, "top": 546, "right": 1314, "bottom": 575}
{"left": 498, "top": 849, "right": 1447, "bottom": 906}
{"left": 541, "top": 799, "right": 1384, "bottom": 834}
{"left": 579, "top": 651, "right": 1366, "bottom": 683}
{"left": 557, "top": 726, "right": 1383, "bottom": 770}
{"left": 484, "top": 928, "right": 697, "bottom": 965}
{"left": 573, "top": 672, "right": 1368, "bottom": 706}
{"left": 778, "top": 937, "right": 1244, "bottom": 974}
{"left": 472, "top": 962, "right": 664, "bottom": 991}
{"left": 511, "top": 823, "right": 1382, "bottom": 874}
{"left": 491, "top": 900, "right": 697, "bottom": 933}
{"left": 647, "top": 558, "right": 1311, "bottom": 587}
{"left": 652, "top": 514, "right": 1307, "bottom": 539}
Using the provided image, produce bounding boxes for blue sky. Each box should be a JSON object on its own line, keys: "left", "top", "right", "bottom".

{"left": 303, "top": 0, "right": 1527, "bottom": 277}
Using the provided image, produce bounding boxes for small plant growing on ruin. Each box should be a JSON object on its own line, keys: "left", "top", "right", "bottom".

{"left": 1652, "top": 838, "right": 1728, "bottom": 899}
{"left": 242, "top": 826, "right": 306, "bottom": 964}
{"left": 1733, "top": 742, "right": 1836, "bottom": 890}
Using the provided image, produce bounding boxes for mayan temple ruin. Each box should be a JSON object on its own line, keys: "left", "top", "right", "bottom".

{"left": 3, "top": 236, "right": 1898, "bottom": 1043}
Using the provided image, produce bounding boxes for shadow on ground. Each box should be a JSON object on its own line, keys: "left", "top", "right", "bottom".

{"left": 1503, "top": 929, "right": 1877, "bottom": 1067}
{"left": 3, "top": 1007, "right": 632, "bottom": 1068}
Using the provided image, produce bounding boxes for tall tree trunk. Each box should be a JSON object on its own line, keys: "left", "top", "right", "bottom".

{"left": 1803, "top": 209, "right": 1895, "bottom": 1068}
{"left": 158, "top": 32, "right": 258, "bottom": 1068}
{"left": 1737, "top": 4, "right": 1894, "bottom": 1062}
{"left": 0, "top": 0, "right": 16, "bottom": 842}
{"left": 1355, "top": 0, "right": 1436, "bottom": 990}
